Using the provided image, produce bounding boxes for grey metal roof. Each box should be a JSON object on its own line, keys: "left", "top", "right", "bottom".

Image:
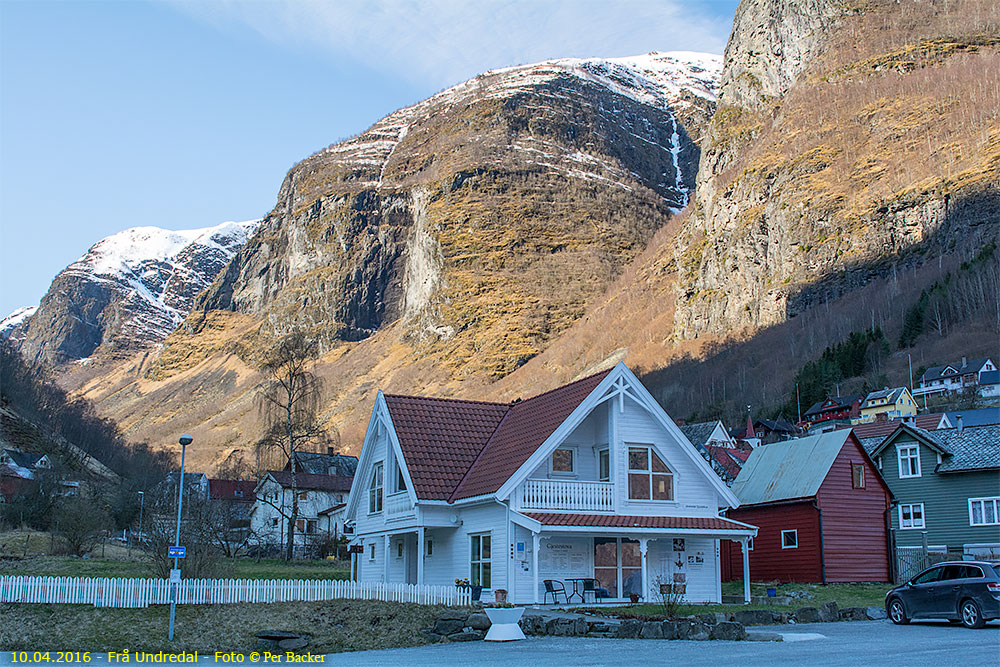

{"left": 291, "top": 452, "right": 359, "bottom": 477}
{"left": 2, "top": 449, "right": 45, "bottom": 468}
{"left": 946, "top": 408, "right": 1000, "bottom": 428}
{"left": 731, "top": 430, "right": 851, "bottom": 505}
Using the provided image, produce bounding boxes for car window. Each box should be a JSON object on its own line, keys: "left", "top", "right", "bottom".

{"left": 960, "top": 565, "right": 984, "bottom": 579}
{"left": 912, "top": 567, "right": 943, "bottom": 584}
{"left": 940, "top": 565, "right": 965, "bottom": 580}
{"left": 993, "top": 565, "right": 1000, "bottom": 578}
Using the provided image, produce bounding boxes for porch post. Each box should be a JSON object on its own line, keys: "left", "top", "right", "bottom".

{"left": 532, "top": 532, "right": 540, "bottom": 604}
{"left": 741, "top": 537, "right": 751, "bottom": 604}
{"left": 384, "top": 534, "right": 391, "bottom": 583}
{"left": 639, "top": 538, "right": 649, "bottom": 602}
{"left": 417, "top": 527, "right": 425, "bottom": 585}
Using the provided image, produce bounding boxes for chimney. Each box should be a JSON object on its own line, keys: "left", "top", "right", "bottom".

{"left": 962, "top": 356, "right": 967, "bottom": 368}
{"left": 327, "top": 446, "right": 335, "bottom": 456}
{"left": 957, "top": 415, "right": 964, "bottom": 435}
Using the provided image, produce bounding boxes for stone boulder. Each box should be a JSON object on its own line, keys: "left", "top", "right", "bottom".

{"left": 466, "top": 612, "right": 491, "bottom": 631}
{"left": 733, "top": 609, "right": 777, "bottom": 626}
{"left": 615, "top": 619, "right": 643, "bottom": 638}
{"left": 838, "top": 607, "right": 868, "bottom": 622}
{"left": 711, "top": 622, "right": 747, "bottom": 641}
{"left": 793, "top": 607, "right": 821, "bottom": 623}
{"left": 433, "top": 618, "right": 466, "bottom": 635}
{"left": 447, "top": 630, "right": 485, "bottom": 642}
{"left": 640, "top": 621, "right": 664, "bottom": 639}
{"left": 865, "top": 606, "right": 887, "bottom": 620}
{"left": 818, "top": 602, "right": 839, "bottom": 622}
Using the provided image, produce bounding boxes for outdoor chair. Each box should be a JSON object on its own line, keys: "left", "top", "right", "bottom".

{"left": 543, "top": 579, "right": 568, "bottom": 603}
{"left": 581, "top": 578, "right": 600, "bottom": 603}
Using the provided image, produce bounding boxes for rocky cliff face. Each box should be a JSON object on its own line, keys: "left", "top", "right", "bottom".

{"left": 674, "top": 0, "right": 1000, "bottom": 339}
{"left": 17, "top": 221, "right": 260, "bottom": 366}
{"left": 179, "top": 52, "right": 720, "bottom": 378}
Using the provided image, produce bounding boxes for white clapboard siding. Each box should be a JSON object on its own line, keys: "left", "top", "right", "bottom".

{"left": 0, "top": 575, "right": 471, "bottom": 608}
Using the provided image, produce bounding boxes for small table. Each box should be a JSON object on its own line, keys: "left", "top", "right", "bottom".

{"left": 564, "top": 578, "right": 593, "bottom": 603}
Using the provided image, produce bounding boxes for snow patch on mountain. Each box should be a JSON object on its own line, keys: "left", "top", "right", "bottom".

{"left": 0, "top": 306, "right": 37, "bottom": 341}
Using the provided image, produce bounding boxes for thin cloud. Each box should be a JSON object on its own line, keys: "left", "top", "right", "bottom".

{"left": 168, "top": 0, "right": 732, "bottom": 89}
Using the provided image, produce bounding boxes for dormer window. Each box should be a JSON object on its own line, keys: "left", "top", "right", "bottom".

{"left": 598, "top": 449, "right": 610, "bottom": 482}
{"left": 897, "top": 445, "right": 921, "bottom": 478}
{"left": 395, "top": 466, "right": 407, "bottom": 493}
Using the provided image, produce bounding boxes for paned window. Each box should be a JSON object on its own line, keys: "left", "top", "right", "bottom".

{"left": 627, "top": 446, "right": 673, "bottom": 501}
{"left": 899, "top": 503, "right": 925, "bottom": 529}
{"left": 852, "top": 463, "right": 865, "bottom": 489}
{"left": 969, "top": 497, "right": 999, "bottom": 526}
{"left": 897, "top": 445, "right": 921, "bottom": 478}
{"left": 368, "top": 543, "right": 375, "bottom": 561}
{"left": 781, "top": 530, "right": 798, "bottom": 549}
{"left": 369, "top": 462, "right": 384, "bottom": 513}
{"left": 599, "top": 449, "right": 610, "bottom": 482}
{"left": 471, "top": 534, "right": 491, "bottom": 588}
{"left": 426, "top": 539, "right": 433, "bottom": 556}
{"left": 552, "top": 448, "right": 575, "bottom": 473}
{"left": 395, "top": 465, "right": 407, "bottom": 493}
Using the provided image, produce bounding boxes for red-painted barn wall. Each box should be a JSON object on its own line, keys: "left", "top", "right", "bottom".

{"left": 723, "top": 502, "right": 822, "bottom": 583}
{"left": 816, "top": 435, "right": 892, "bottom": 582}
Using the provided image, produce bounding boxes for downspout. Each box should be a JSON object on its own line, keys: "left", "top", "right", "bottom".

{"left": 813, "top": 500, "right": 826, "bottom": 585}
{"left": 886, "top": 504, "right": 897, "bottom": 583}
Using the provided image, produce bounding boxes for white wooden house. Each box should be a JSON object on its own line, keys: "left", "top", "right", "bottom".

{"left": 251, "top": 471, "right": 353, "bottom": 556}
{"left": 344, "top": 363, "right": 757, "bottom": 604}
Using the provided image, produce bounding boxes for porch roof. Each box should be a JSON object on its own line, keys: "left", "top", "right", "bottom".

{"left": 523, "top": 512, "right": 753, "bottom": 533}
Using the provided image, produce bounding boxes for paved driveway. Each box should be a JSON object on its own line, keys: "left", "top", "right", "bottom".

{"left": 324, "top": 620, "right": 999, "bottom": 667}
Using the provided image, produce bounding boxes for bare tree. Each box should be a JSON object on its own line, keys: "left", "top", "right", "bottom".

{"left": 256, "top": 332, "right": 325, "bottom": 561}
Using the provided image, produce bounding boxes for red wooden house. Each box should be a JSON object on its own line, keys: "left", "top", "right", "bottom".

{"left": 721, "top": 430, "right": 893, "bottom": 583}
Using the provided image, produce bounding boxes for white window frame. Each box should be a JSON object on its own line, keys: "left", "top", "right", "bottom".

{"left": 781, "top": 530, "right": 798, "bottom": 549}
{"left": 852, "top": 463, "right": 865, "bottom": 489}
{"left": 368, "top": 543, "right": 376, "bottom": 561}
{"left": 470, "top": 533, "right": 492, "bottom": 589}
{"left": 550, "top": 447, "right": 577, "bottom": 476}
{"left": 899, "top": 503, "right": 925, "bottom": 529}
{"left": 368, "top": 461, "right": 384, "bottom": 514}
{"left": 969, "top": 497, "right": 1000, "bottom": 526}
{"left": 897, "top": 444, "right": 921, "bottom": 478}
{"left": 626, "top": 444, "right": 674, "bottom": 502}
{"left": 598, "top": 448, "right": 610, "bottom": 482}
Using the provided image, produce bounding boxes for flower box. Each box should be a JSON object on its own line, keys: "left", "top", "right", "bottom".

{"left": 484, "top": 607, "right": 526, "bottom": 641}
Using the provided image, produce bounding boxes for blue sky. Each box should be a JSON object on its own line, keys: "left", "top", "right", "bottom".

{"left": 0, "top": 0, "right": 739, "bottom": 317}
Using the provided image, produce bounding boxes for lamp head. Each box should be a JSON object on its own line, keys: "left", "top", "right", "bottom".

{"left": 178, "top": 435, "right": 194, "bottom": 446}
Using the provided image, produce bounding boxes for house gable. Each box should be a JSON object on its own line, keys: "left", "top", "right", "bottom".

{"left": 493, "top": 363, "right": 741, "bottom": 508}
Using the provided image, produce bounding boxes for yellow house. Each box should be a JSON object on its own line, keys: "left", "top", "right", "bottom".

{"left": 859, "top": 387, "right": 917, "bottom": 420}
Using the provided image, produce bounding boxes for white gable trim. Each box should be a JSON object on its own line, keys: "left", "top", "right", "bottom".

{"left": 345, "top": 392, "right": 417, "bottom": 518}
{"left": 495, "top": 363, "right": 741, "bottom": 507}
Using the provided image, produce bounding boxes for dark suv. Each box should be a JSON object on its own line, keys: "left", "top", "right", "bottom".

{"left": 886, "top": 561, "right": 1000, "bottom": 628}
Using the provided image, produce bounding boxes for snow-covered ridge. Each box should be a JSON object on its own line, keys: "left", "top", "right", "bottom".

{"left": 318, "top": 51, "right": 721, "bottom": 177}
{"left": 0, "top": 306, "right": 37, "bottom": 339}
{"left": 66, "top": 219, "right": 259, "bottom": 279}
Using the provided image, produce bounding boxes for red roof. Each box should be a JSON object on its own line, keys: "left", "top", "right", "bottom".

{"left": 524, "top": 513, "right": 752, "bottom": 532}
{"left": 383, "top": 370, "right": 612, "bottom": 501}
{"left": 209, "top": 479, "right": 257, "bottom": 501}
{"left": 843, "top": 414, "right": 945, "bottom": 440}
{"left": 706, "top": 445, "right": 750, "bottom": 480}
{"left": 383, "top": 395, "right": 509, "bottom": 501}
{"left": 266, "top": 471, "right": 354, "bottom": 492}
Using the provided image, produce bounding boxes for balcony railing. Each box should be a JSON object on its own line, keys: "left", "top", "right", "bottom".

{"left": 519, "top": 479, "right": 614, "bottom": 512}
{"left": 385, "top": 491, "right": 415, "bottom": 519}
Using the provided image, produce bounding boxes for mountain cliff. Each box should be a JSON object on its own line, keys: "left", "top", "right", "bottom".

{"left": 14, "top": 220, "right": 260, "bottom": 366}
{"left": 673, "top": 0, "right": 999, "bottom": 338}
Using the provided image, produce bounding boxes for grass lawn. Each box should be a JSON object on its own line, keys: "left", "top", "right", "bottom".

{"left": 574, "top": 581, "right": 893, "bottom": 621}
{"left": 0, "top": 600, "right": 455, "bottom": 653}
{"left": 1, "top": 529, "right": 349, "bottom": 580}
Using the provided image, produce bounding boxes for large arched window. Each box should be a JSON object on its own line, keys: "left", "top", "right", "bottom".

{"left": 627, "top": 446, "right": 673, "bottom": 501}
{"left": 369, "top": 462, "right": 384, "bottom": 513}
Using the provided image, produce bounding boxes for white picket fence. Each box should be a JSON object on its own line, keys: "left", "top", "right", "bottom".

{"left": 0, "top": 575, "right": 472, "bottom": 608}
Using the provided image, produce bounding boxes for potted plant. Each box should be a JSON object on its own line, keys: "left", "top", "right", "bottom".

{"left": 629, "top": 593, "right": 640, "bottom": 604}
{"left": 494, "top": 588, "right": 508, "bottom": 605}
{"left": 484, "top": 598, "right": 525, "bottom": 641}
{"left": 454, "top": 578, "right": 483, "bottom": 602}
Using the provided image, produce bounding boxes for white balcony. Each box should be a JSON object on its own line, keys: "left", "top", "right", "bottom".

{"left": 519, "top": 479, "right": 614, "bottom": 512}
{"left": 385, "top": 491, "right": 415, "bottom": 520}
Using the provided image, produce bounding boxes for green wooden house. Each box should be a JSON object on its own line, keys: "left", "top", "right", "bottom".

{"left": 861, "top": 423, "right": 1000, "bottom": 556}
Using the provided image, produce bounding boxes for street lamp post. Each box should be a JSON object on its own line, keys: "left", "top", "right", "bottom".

{"left": 137, "top": 490, "right": 144, "bottom": 548}
{"left": 168, "top": 435, "right": 193, "bottom": 641}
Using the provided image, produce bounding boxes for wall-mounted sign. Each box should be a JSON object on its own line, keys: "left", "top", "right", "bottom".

{"left": 167, "top": 546, "right": 186, "bottom": 558}
{"left": 348, "top": 544, "right": 365, "bottom": 554}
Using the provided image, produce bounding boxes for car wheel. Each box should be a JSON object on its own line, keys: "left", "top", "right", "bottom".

{"left": 960, "top": 599, "right": 985, "bottom": 629}
{"left": 888, "top": 598, "right": 909, "bottom": 625}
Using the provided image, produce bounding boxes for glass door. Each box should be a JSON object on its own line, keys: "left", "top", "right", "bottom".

{"left": 593, "top": 537, "right": 641, "bottom": 599}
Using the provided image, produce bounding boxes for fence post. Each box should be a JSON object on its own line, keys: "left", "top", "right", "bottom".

{"left": 920, "top": 531, "right": 929, "bottom": 571}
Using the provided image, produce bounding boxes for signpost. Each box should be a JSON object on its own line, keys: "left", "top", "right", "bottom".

{"left": 168, "top": 435, "right": 193, "bottom": 641}
{"left": 168, "top": 546, "right": 186, "bottom": 559}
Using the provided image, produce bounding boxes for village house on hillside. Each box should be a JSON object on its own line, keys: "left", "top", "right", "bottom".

{"left": 285, "top": 450, "right": 359, "bottom": 477}
{"left": 858, "top": 387, "right": 917, "bottom": 422}
{"left": 859, "top": 422, "right": 1000, "bottom": 560}
{"left": 721, "top": 430, "right": 893, "bottom": 584}
{"left": 679, "top": 421, "right": 750, "bottom": 485}
{"left": 251, "top": 471, "right": 353, "bottom": 556}
{"left": 800, "top": 394, "right": 864, "bottom": 429}
{"left": 344, "top": 363, "right": 757, "bottom": 605}
{"left": 914, "top": 357, "right": 997, "bottom": 399}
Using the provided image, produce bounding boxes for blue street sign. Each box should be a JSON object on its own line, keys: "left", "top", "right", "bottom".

{"left": 168, "top": 546, "right": 186, "bottom": 558}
